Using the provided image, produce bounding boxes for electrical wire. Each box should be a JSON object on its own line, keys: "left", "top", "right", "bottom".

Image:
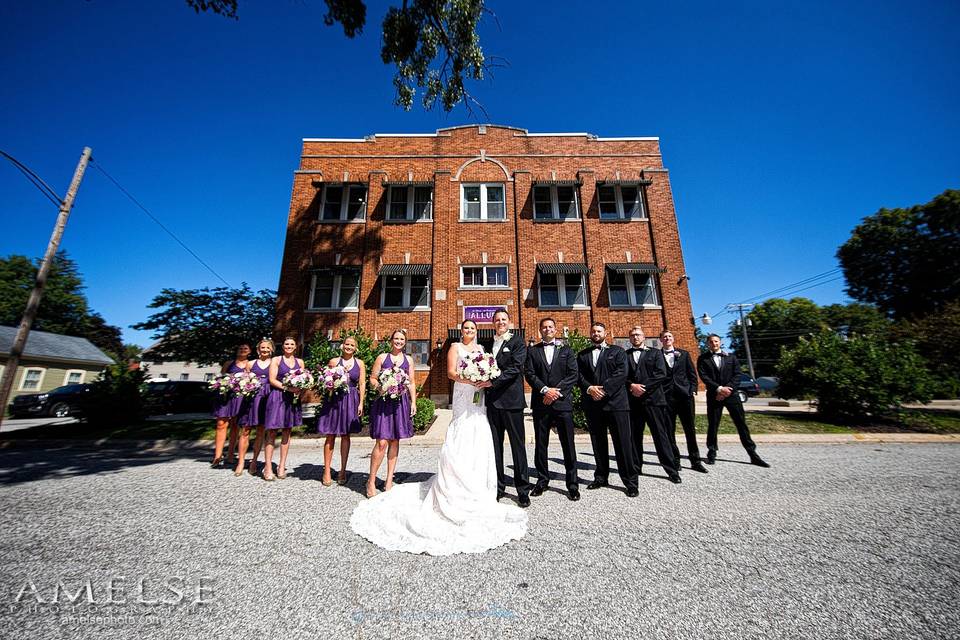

{"left": 91, "top": 160, "right": 232, "bottom": 288}
{"left": 0, "top": 149, "right": 63, "bottom": 207}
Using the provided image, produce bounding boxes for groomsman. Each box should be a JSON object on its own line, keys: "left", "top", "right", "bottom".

{"left": 486, "top": 309, "right": 531, "bottom": 507}
{"left": 697, "top": 334, "right": 770, "bottom": 467}
{"left": 660, "top": 330, "right": 708, "bottom": 473}
{"left": 524, "top": 317, "right": 580, "bottom": 501}
{"left": 577, "top": 322, "right": 639, "bottom": 497}
{"left": 625, "top": 326, "right": 681, "bottom": 484}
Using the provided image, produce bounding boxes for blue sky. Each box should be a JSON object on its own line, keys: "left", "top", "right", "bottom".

{"left": 2, "top": 0, "right": 958, "bottom": 346}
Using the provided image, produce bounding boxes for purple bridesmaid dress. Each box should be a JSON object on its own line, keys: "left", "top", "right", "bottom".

{"left": 369, "top": 353, "right": 413, "bottom": 440}
{"left": 239, "top": 359, "right": 271, "bottom": 427}
{"left": 264, "top": 357, "right": 304, "bottom": 429}
{"left": 317, "top": 358, "right": 362, "bottom": 436}
{"left": 212, "top": 360, "right": 246, "bottom": 418}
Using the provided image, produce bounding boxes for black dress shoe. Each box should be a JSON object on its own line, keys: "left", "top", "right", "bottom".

{"left": 496, "top": 491, "right": 505, "bottom": 502}
{"left": 625, "top": 487, "right": 639, "bottom": 497}
{"left": 586, "top": 480, "right": 607, "bottom": 490}
{"left": 750, "top": 456, "right": 771, "bottom": 468}
{"left": 668, "top": 475, "right": 682, "bottom": 484}
{"left": 567, "top": 488, "right": 581, "bottom": 501}
{"left": 530, "top": 485, "right": 547, "bottom": 497}
{"left": 706, "top": 452, "right": 716, "bottom": 465}
{"left": 691, "top": 462, "right": 709, "bottom": 473}
{"left": 517, "top": 494, "right": 531, "bottom": 508}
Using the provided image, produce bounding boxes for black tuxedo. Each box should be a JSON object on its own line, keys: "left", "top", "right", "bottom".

{"left": 697, "top": 350, "right": 758, "bottom": 457}
{"left": 577, "top": 343, "right": 637, "bottom": 490}
{"left": 625, "top": 347, "right": 679, "bottom": 478}
{"left": 662, "top": 348, "right": 702, "bottom": 465}
{"left": 524, "top": 341, "right": 579, "bottom": 490}
{"left": 485, "top": 333, "right": 530, "bottom": 497}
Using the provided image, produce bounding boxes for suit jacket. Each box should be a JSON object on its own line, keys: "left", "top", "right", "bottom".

{"left": 625, "top": 347, "right": 668, "bottom": 407}
{"left": 524, "top": 341, "right": 578, "bottom": 413}
{"left": 663, "top": 348, "right": 698, "bottom": 397}
{"left": 485, "top": 333, "right": 527, "bottom": 410}
{"left": 577, "top": 343, "right": 629, "bottom": 413}
{"left": 697, "top": 350, "right": 742, "bottom": 396}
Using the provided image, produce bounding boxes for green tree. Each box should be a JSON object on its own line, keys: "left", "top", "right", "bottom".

{"left": 186, "top": 0, "right": 493, "bottom": 113}
{"left": 728, "top": 298, "right": 826, "bottom": 377}
{"left": 820, "top": 302, "right": 890, "bottom": 338}
{"left": 563, "top": 329, "right": 591, "bottom": 429}
{"left": 133, "top": 284, "right": 276, "bottom": 365}
{"left": 776, "top": 332, "right": 934, "bottom": 422}
{"left": 837, "top": 189, "right": 960, "bottom": 320}
{"left": 81, "top": 362, "right": 150, "bottom": 426}
{"left": 893, "top": 299, "right": 960, "bottom": 397}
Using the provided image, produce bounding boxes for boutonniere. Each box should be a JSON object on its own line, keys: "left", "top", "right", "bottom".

{"left": 503, "top": 332, "right": 513, "bottom": 342}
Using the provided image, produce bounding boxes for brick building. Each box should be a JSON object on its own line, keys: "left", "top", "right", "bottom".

{"left": 275, "top": 125, "right": 696, "bottom": 402}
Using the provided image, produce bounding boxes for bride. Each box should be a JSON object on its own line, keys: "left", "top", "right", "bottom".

{"left": 350, "top": 319, "right": 528, "bottom": 555}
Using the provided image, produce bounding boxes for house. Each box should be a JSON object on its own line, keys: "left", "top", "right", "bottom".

{"left": 0, "top": 325, "right": 114, "bottom": 399}
{"left": 140, "top": 342, "right": 221, "bottom": 383}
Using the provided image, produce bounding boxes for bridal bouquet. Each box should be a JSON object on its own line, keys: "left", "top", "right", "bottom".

{"left": 208, "top": 373, "right": 235, "bottom": 397}
{"left": 377, "top": 365, "right": 410, "bottom": 400}
{"left": 318, "top": 365, "right": 349, "bottom": 397}
{"left": 232, "top": 371, "right": 263, "bottom": 398}
{"left": 281, "top": 368, "right": 315, "bottom": 405}
{"left": 458, "top": 352, "right": 502, "bottom": 404}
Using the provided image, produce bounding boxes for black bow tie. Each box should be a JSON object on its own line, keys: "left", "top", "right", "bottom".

{"left": 592, "top": 345, "right": 604, "bottom": 350}
{"left": 712, "top": 352, "right": 723, "bottom": 357}
{"left": 542, "top": 342, "right": 555, "bottom": 346}
{"left": 664, "top": 350, "right": 675, "bottom": 354}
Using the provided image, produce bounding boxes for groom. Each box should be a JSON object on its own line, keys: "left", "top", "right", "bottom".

{"left": 485, "top": 309, "right": 531, "bottom": 508}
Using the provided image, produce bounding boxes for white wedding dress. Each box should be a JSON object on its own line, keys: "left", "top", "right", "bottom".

{"left": 350, "top": 343, "right": 528, "bottom": 555}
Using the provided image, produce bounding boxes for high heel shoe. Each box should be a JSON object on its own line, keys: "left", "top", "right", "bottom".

{"left": 210, "top": 457, "right": 223, "bottom": 468}
{"left": 365, "top": 485, "right": 378, "bottom": 499}
{"left": 277, "top": 469, "right": 288, "bottom": 480}
{"left": 337, "top": 471, "right": 348, "bottom": 486}
{"left": 321, "top": 478, "right": 333, "bottom": 487}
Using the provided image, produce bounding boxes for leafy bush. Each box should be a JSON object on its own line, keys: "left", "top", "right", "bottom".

{"left": 413, "top": 397, "right": 436, "bottom": 432}
{"left": 563, "top": 329, "right": 591, "bottom": 429}
{"left": 81, "top": 363, "right": 150, "bottom": 426}
{"left": 776, "top": 331, "right": 935, "bottom": 422}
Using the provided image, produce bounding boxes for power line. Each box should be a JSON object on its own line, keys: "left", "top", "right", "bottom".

{"left": 0, "top": 149, "right": 64, "bottom": 207}
{"left": 91, "top": 160, "right": 232, "bottom": 288}
{"left": 707, "top": 270, "right": 845, "bottom": 321}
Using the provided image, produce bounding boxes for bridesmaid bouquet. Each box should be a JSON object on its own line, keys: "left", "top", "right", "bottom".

{"left": 232, "top": 371, "right": 263, "bottom": 398}
{"left": 377, "top": 366, "right": 410, "bottom": 400}
{"left": 208, "top": 373, "right": 235, "bottom": 397}
{"left": 319, "top": 365, "right": 349, "bottom": 397}
{"left": 458, "top": 352, "right": 502, "bottom": 404}
{"left": 282, "top": 368, "right": 315, "bottom": 405}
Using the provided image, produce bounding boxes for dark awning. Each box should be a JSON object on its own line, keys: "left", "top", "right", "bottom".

{"left": 605, "top": 262, "right": 665, "bottom": 274}
{"left": 382, "top": 180, "right": 434, "bottom": 187}
{"left": 445, "top": 328, "right": 527, "bottom": 341}
{"left": 536, "top": 263, "right": 591, "bottom": 275}
{"left": 596, "top": 178, "right": 653, "bottom": 186}
{"left": 378, "top": 264, "right": 432, "bottom": 277}
{"left": 532, "top": 179, "right": 582, "bottom": 187}
{"left": 311, "top": 265, "right": 361, "bottom": 275}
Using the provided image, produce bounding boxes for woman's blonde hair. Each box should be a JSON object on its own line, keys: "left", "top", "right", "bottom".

{"left": 256, "top": 338, "right": 275, "bottom": 355}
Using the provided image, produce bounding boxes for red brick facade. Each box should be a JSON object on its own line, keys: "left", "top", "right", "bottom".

{"left": 275, "top": 125, "right": 696, "bottom": 400}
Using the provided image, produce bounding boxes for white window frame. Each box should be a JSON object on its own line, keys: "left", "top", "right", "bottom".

{"left": 308, "top": 269, "right": 361, "bottom": 312}
{"left": 598, "top": 184, "right": 647, "bottom": 220}
{"left": 607, "top": 271, "right": 660, "bottom": 308}
{"left": 319, "top": 183, "right": 368, "bottom": 222}
{"left": 537, "top": 273, "right": 589, "bottom": 308}
{"left": 460, "top": 183, "right": 507, "bottom": 221}
{"left": 19, "top": 367, "right": 46, "bottom": 391}
{"left": 386, "top": 185, "right": 433, "bottom": 221}
{"left": 533, "top": 185, "right": 580, "bottom": 220}
{"left": 62, "top": 369, "right": 86, "bottom": 385}
{"left": 459, "top": 265, "right": 510, "bottom": 289}
{"left": 380, "top": 275, "right": 431, "bottom": 311}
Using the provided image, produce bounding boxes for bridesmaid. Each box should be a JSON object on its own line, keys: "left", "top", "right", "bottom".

{"left": 235, "top": 338, "right": 273, "bottom": 477}
{"left": 211, "top": 343, "right": 252, "bottom": 468}
{"left": 263, "top": 336, "right": 305, "bottom": 481}
{"left": 365, "top": 329, "right": 417, "bottom": 498}
{"left": 317, "top": 336, "right": 366, "bottom": 487}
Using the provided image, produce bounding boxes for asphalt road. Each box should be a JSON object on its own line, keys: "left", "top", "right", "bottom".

{"left": 0, "top": 442, "right": 957, "bottom": 639}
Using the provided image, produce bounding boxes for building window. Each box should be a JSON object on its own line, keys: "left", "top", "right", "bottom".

{"left": 598, "top": 184, "right": 645, "bottom": 220}
{"left": 158, "top": 373, "right": 169, "bottom": 379}
{"left": 381, "top": 275, "right": 430, "bottom": 310}
{"left": 179, "top": 373, "right": 190, "bottom": 381}
{"left": 607, "top": 272, "right": 659, "bottom": 307}
{"left": 320, "top": 184, "right": 367, "bottom": 221}
{"left": 309, "top": 269, "right": 361, "bottom": 311}
{"left": 461, "top": 184, "right": 506, "bottom": 220}
{"left": 388, "top": 186, "right": 433, "bottom": 221}
{"left": 406, "top": 341, "right": 431, "bottom": 368}
{"left": 460, "top": 265, "right": 509, "bottom": 289}
{"left": 538, "top": 273, "right": 587, "bottom": 307}
{"left": 204, "top": 373, "right": 215, "bottom": 382}
{"left": 533, "top": 185, "right": 579, "bottom": 220}
{"left": 19, "top": 367, "right": 45, "bottom": 391}
{"left": 63, "top": 370, "right": 85, "bottom": 385}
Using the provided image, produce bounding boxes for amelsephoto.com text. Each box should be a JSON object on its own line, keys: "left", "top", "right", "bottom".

{"left": 7, "top": 575, "right": 216, "bottom": 615}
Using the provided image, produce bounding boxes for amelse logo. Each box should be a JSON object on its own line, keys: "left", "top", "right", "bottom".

{"left": 12, "top": 577, "right": 215, "bottom": 606}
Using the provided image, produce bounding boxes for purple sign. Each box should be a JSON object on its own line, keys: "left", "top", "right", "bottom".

{"left": 464, "top": 306, "right": 502, "bottom": 324}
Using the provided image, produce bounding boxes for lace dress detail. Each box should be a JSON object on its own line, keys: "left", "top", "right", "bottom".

{"left": 350, "top": 343, "right": 528, "bottom": 555}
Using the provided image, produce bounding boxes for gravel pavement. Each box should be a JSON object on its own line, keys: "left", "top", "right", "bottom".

{"left": 0, "top": 441, "right": 958, "bottom": 639}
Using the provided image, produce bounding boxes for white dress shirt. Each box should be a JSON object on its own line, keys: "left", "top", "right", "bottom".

{"left": 663, "top": 349, "right": 677, "bottom": 368}
{"left": 493, "top": 334, "right": 506, "bottom": 357}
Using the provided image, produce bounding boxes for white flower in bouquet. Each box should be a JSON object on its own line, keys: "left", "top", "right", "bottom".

{"left": 232, "top": 371, "right": 263, "bottom": 398}
{"left": 281, "top": 368, "right": 315, "bottom": 405}
{"left": 209, "top": 373, "right": 235, "bottom": 397}
{"left": 378, "top": 365, "right": 410, "bottom": 400}
{"left": 320, "top": 365, "right": 349, "bottom": 397}
{"left": 458, "top": 351, "right": 502, "bottom": 404}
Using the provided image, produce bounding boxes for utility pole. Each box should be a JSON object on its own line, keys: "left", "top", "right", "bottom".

{"left": 0, "top": 147, "right": 92, "bottom": 431}
{"left": 726, "top": 303, "right": 757, "bottom": 380}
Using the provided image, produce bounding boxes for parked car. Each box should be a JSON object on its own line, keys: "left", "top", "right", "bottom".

{"left": 142, "top": 380, "right": 214, "bottom": 415}
{"left": 9, "top": 384, "right": 93, "bottom": 418}
{"left": 736, "top": 374, "right": 761, "bottom": 403}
